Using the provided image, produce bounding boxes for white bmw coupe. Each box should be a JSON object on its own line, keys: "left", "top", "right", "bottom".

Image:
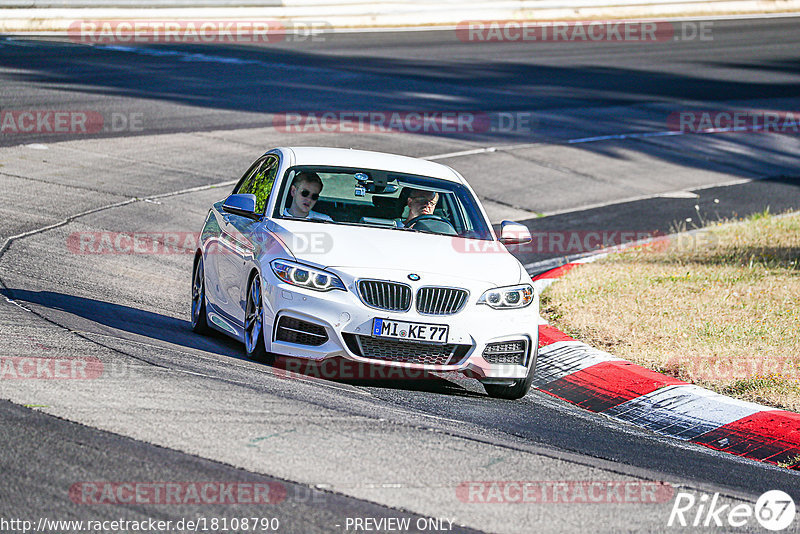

{"left": 191, "top": 147, "right": 539, "bottom": 399}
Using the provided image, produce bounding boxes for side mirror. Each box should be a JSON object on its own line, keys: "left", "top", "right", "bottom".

{"left": 499, "top": 221, "right": 532, "bottom": 245}
{"left": 222, "top": 194, "right": 259, "bottom": 220}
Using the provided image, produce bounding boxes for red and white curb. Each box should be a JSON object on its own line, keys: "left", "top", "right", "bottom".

{"left": 532, "top": 261, "right": 800, "bottom": 469}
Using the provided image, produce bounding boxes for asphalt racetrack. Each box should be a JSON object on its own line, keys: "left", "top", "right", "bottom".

{"left": 1, "top": 17, "right": 800, "bottom": 533}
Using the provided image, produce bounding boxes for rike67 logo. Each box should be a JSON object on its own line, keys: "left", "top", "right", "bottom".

{"left": 668, "top": 490, "right": 795, "bottom": 531}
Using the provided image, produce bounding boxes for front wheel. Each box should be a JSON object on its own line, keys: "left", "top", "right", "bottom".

{"left": 483, "top": 349, "right": 537, "bottom": 400}
{"left": 191, "top": 255, "right": 210, "bottom": 334}
{"left": 244, "top": 273, "right": 269, "bottom": 361}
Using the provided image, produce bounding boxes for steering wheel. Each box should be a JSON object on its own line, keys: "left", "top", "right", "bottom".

{"left": 406, "top": 214, "right": 447, "bottom": 227}
{"left": 405, "top": 215, "right": 457, "bottom": 235}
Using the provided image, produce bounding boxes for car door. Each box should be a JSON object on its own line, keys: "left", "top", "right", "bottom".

{"left": 216, "top": 154, "right": 280, "bottom": 327}
{"left": 205, "top": 157, "right": 264, "bottom": 325}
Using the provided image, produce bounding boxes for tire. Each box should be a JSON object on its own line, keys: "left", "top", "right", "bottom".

{"left": 483, "top": 347, "right": 537, "bottom": 400}
{"left": 244, "top": 273, "right": 269, "bottom": 361}
{"left": 191, "top": 255, "right": 210, "bottom": 334}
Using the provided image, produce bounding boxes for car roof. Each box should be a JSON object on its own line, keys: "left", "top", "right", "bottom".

{"left": 277, "top": 147, "right": 464, "bottom": 183}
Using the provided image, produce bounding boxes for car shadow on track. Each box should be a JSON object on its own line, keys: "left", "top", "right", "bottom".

{"left": 2, "top": 287, "right": 244, "bottom": 357}
{"left": 269, "top": 356, "right": 486, "bottom": 398}
{"left": 4, "top": 287, "right": 487, "bottom": 398}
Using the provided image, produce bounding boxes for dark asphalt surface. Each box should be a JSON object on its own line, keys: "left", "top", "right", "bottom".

{"left": 0, "top": 399, "right": 482, "bottom": 534}
{"left": 2, "top": 17, "right": 800, "bottom": 148}
{"left": 516, "top": 175, "right": 800, "bottom": 270}
{"left": 2, "top": 16, "right": 800, "bottom": 533}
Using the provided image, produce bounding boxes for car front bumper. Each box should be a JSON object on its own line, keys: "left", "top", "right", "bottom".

{"left": 261, "top": 268, "right": 539, "bottom": 381}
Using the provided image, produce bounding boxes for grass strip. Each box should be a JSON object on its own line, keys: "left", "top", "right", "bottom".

{"left": 541, "top": 209, "right": 800, "bottom": 412}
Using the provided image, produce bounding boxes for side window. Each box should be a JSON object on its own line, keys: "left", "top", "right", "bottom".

{"left": 233, "top": 159, "right": 262, "bottom": 194}
{"left": 236, "top": 155, "right": 279, "bottom": 214}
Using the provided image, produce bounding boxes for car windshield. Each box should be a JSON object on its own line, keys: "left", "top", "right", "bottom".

{"left": 273, "top": 166, "right": 493, "bottom": 240}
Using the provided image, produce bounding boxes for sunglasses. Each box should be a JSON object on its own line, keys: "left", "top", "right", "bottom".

{"left": 299, "top": 189, "right": 320, "bottom": 201}
{"left": 411, "top": 196, "right": 437, "bottom": 205}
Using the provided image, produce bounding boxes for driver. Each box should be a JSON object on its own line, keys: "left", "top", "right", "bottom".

{"left": 284, "top": 172, "right": 333, "bottom": 221}
{"left": 403, "top": 189, "right": 438, "bottom": 226}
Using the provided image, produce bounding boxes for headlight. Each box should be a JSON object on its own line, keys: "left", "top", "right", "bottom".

{"left": 477, "top": 284, "right": 534, "bottom": 309}
{"left": 270, "top": 260, "right": 346, "bottom": 292}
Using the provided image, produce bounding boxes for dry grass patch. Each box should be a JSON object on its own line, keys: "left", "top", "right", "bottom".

{"left": 541, "top": 210, "right": 800, "bottom": 411}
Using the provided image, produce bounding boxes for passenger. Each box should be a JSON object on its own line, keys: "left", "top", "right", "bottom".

{"left": 284, "top": 172, "right": 333, "bottom": 221}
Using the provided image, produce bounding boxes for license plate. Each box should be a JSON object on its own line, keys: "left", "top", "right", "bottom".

{"left": 372, "top": 318, "right": 449, "bottom": 344}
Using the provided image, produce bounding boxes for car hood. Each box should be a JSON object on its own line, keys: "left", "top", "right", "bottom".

{"left": 268, "top": 219, "right": 524, "bottom": 285}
